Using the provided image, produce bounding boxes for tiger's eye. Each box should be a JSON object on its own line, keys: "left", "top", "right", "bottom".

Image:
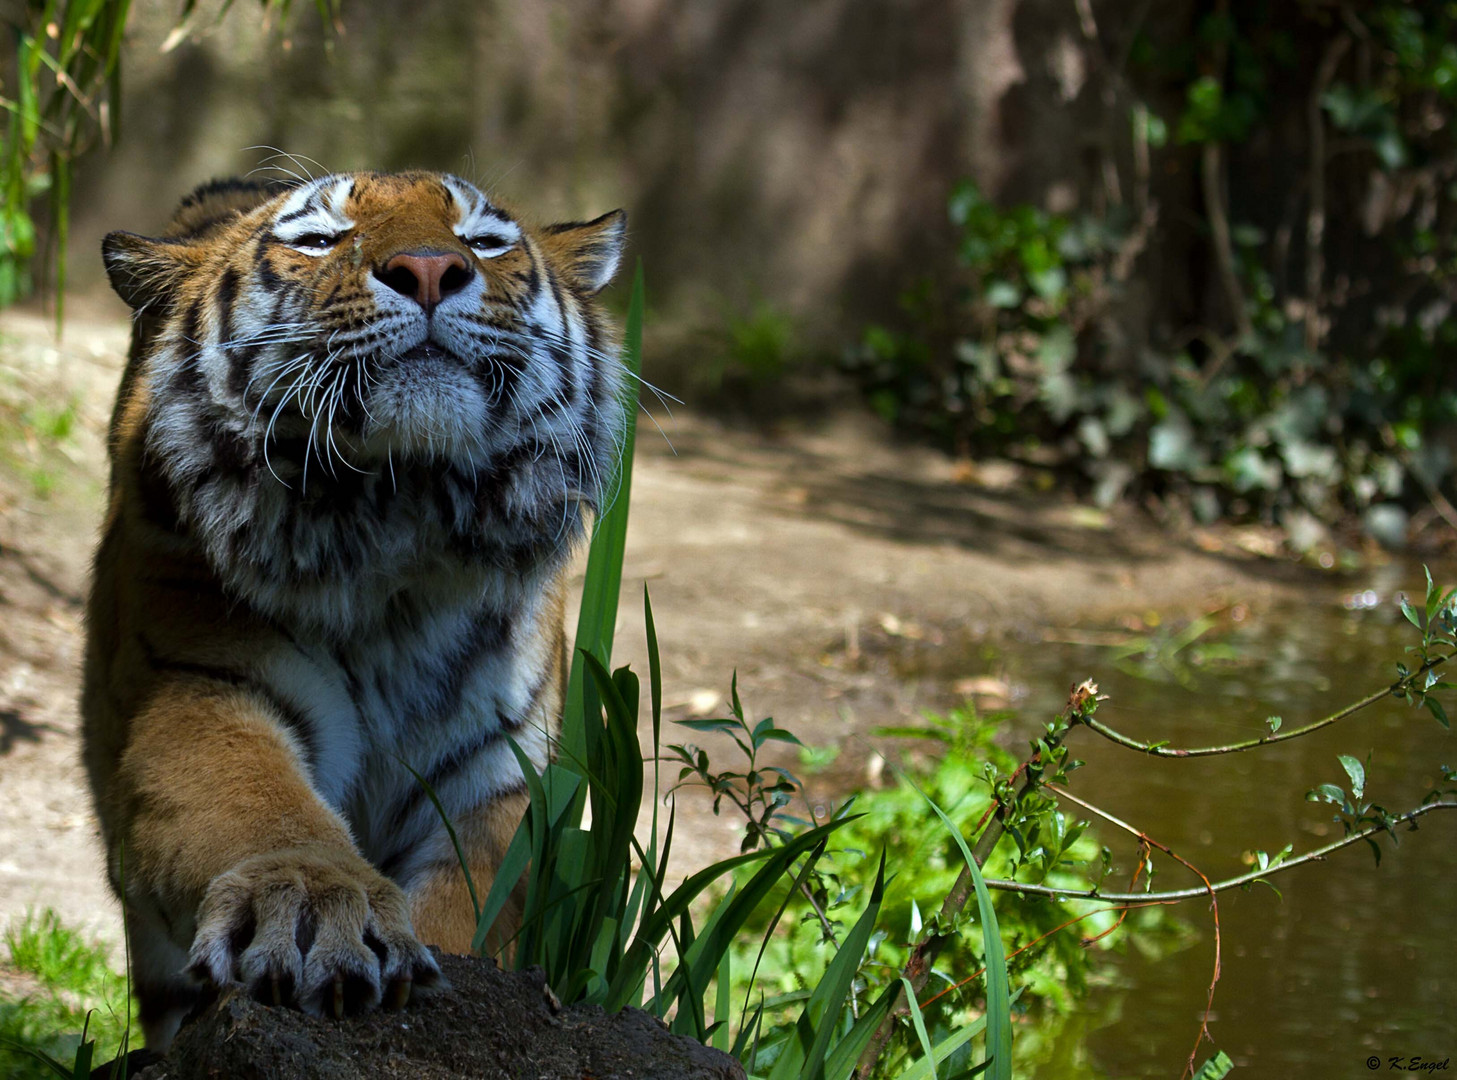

{"left": 466, "top": 236, "right": 514, "bottom": 259}
{"left": 292, "top": 233, "right": 340, "bottom": 251}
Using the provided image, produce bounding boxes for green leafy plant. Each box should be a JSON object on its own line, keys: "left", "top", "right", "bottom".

{"left": 667, "top": 677, "right": 805, "bottom": 853}
{"left": 457, "top": 267, "right": 1018, "bottom": 1078}
{"left": 0, "top": 0, "right": 339, "bottom": 314}
{"left": 0, "top": 910, "right": 134, "bottom": 1079}
{"left": 848, "top": 2, "right": 1457, "bottom": 539}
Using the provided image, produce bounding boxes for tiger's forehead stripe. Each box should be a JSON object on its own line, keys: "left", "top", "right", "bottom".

{"left": 323, "top": 177, "right": 353, "bottom": 217}
{"left": 272, "top": 177, "right": 355, "bottom": 245}
{"left": 441, "top": 176, "right": 521, "bottom": 243}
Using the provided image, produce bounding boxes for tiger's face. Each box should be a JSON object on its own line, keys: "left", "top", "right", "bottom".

{"left": 102, "top": 173, "right": 626, "bottom": 629}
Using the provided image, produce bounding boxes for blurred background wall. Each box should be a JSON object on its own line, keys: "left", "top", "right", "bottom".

{"left": 21, "top": 0, "right": 1456, "bottom": 534}
{"left": 63, "top": 0, "right": 1179, "bottom": 349}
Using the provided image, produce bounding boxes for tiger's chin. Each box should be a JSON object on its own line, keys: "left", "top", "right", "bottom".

{"left": 356, "top": 347, "right": 497, "bottom": 462}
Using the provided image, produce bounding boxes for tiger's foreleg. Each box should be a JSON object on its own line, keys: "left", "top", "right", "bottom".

{"left": 408, "top": 788, "right": 531, "bottom": 963}
{"left": 112, "top": 680, "right": 440, "bottom": 1050}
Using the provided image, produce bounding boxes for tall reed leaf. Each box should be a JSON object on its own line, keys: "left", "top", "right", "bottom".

{"left": 766, "top": 851, "right": 888, "bottom": 1080}
{"left": 894, "top": 765, "right": 1014, "bottom": 1080}
{"left": 559, "top": 261, "right": 644, "bottom": 784}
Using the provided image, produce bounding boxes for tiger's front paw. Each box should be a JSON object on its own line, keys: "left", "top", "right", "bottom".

{"left": 188, "top": 847, "right": 442, "bottom": 1018}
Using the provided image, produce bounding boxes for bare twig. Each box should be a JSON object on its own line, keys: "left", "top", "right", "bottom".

{"left": 854, "top": 682, "right": 1098, "bottom": 1076}
{"left": 1305, "top": 33, "right": 1353, "bottom": 352}
{"left": 1049, "top": 786, "right": 1220, "bottom": 1080}
{"left": 1200, "top": 1, "right": 1254, "bottom": 344}
{"left": 983, "top": 800, "right": 1457, "bottom": 903}
{"left": 1078, "top": 652, "right": 1453, "bottom": 757}
{"left": 1203, "top": 140, "right": 1254, "bottom": 343}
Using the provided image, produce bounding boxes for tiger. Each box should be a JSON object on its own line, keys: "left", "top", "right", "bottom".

{"left": 81, "top": 171, "right": 627, "bottom": 1052}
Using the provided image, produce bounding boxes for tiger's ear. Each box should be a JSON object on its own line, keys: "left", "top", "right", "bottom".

{"left": 101, "top": 232, "right": 206, "bottom": 312}
{"left": 540, "top": 210, "right": 626, "bottom": 295}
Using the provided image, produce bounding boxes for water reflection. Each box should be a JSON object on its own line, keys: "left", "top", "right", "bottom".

{"left": 990, "top": 560, "right": 1457, "bottom": 1078}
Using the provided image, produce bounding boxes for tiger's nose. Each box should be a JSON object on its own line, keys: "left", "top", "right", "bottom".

{"left": 376, "top": 251, "right": 473, "bottom": 313}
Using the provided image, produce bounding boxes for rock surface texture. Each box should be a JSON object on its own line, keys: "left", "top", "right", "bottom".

{"left": 133, "top": 951, "right": 745, "bottom": 1080}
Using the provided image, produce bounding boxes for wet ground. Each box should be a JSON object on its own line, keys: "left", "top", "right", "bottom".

{"left": 1, "top": 304, "right": 1452, "bottom": 1077}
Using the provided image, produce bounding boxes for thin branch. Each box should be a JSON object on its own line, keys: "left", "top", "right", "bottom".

{"left": 919, "top": 839, "right": 1152, "bottom": 1010}
{"left": 1305, "top": 32, "right": 1352, "bottom": 352}
{"left": 1203, "top": 140, "right": 1254, "bottom": 343}
{"left": 983, "top": 800, "right": 1457, "bottom": 903}
{"left": 1079, "top": 652, "right": 1452, "bottom": 757}
{"left": 1200, "top": 1, "right": 1254, "bottom": 344}
{"left": 1048, "top": 786, "right": 1220, "bottom": 1080}
{"left": 855, "top": 682, "right": 1098, "bottom": 1076}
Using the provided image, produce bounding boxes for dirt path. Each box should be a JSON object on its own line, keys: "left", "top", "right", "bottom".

{"left": 0, "top": 306, "right": 1309, "bottom": 956}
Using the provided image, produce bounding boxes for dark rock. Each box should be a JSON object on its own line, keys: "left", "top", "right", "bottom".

{"left": 130, "top": 951, "right": 745, "bottom": 1080}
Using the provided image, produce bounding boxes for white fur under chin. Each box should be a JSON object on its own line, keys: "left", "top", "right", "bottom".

{"left": 359, "top": 356, "right": 497, "bottom": 462}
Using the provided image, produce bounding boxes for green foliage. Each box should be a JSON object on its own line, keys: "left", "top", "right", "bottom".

{"left": 460, "top": 268, "right": 1018, "bottom": 1077}
{"left": 1306, "top": 567, "right": 1457, "bottom": 862}
{"left": 0, "top": 381, "right": 80, "bottom": 499}
{"left": 1393, "top": 565, "right": 1457, "bottom": 728}
{"left": 473, "top": 590, "right": 1024, "bottom": 1077}
{"left": 1191, "top": 1050, "right": 1235, "bottom": 1080}
{"left": 845, "top": 180, "right": 1123, "bottom": 456}
{"left": 0, "top": 911, "right": 133, "bottom": 1080}
{"left": 723, "top": 303, "right": 799, "bottom": 384}
{"left": 2, "top": 0, "right": 132, "bottom": 311}
{"left": 1306, "top": 753, "right": 1398, "bottom": 865}
{"left": 0, "top": 0, "right": 338, "bottom": 312}
{"left": 724, "top": 706, "right": 1111, "bottom": 1078}
{"left": 667, "top": 676, "right": 804, "bottom": 853}
{"left": 848, "top": 2, "right": 1457, "bottom": 534}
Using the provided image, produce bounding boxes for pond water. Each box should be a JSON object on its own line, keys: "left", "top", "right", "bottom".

{"left": 962, "top": 559, "right": 1456, "bottom": 1078}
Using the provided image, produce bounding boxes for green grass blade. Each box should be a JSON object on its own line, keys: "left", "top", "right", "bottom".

{"left": 395, "top": 756, "right": 479, "bottom": 924}
{"left": 560, "top": 261, "right": 644, "bottom": 779}
{"left": 895, "top": 989, "right": 1024, "bottom": 1080}
{"left": 821, "top": 984, "right": 901, "bottom": 1080}
{"left": 713, "top": 943, "right": 732, "bottom": 1053}
{"left": 733, "top": 996, "right": 768, "bottom": 1076}
{"left": 505, "top": 737, "right": 558, "bottom": 964}
{"left": 574, "top": 654, "right": 646, "bottom": 973}
{"left": 768, "top": 850, "right": 887, "bottom": 1080}
{"left": 67, "top": 1030, "right": 93, "bottom": 1080}
{"left": 654, "top": 825, "right": 853, "bottom": 1019}
{"left": 901, "top": 977, "right": 939, "bottom": 1080}
{"left": 736, "top": 839, "right": 827, "bottom": 1040}
{"left": 893, "top": 764, "right": 1014, "bottom": 1080}
{"left": 634, "top": 798, "right": 675, "bottom": 946}
{"left": 669, "top": 883, "right": 737, "bottom": 1039}
{"left": 471, "top": 821, "right": 532, "bottom": 955}
{"left": 0, "top": 1039, "right": 73, "bottom": 1080}
{"left": 644, "top": 588, "right": 663, "bottom": 903}
{"left": 606, "top": 817, "right": 855, "bottom": 1012}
